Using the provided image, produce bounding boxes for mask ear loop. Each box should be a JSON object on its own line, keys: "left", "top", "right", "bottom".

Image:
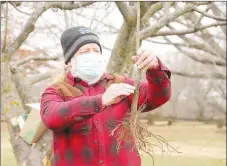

{"left": 64, "top": 63, "right": 71, "bottom": 73}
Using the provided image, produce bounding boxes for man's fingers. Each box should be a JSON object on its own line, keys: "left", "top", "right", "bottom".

{"left": 145, "top": 57, "right": 158, "bottom": 70}
{"left": 122, "top": 83, "right": 135, "bottom": 90}
{"left": 118, "top": 88, "right": 134, "bottom": 95}
{"left": 116, "top": 87, "right": 135, "bottom": 96}
{"left": 136, "top": 53, "right": 147, "bottom": 67}
{"left": 115, "top": 91, "right": 131, "bottom": 98}
{"left": 111, "top": 83, "right": 135, "bottom": 97}
{"left": 117, "top": 83, "right": 135, "bottom": 90}
{"left": 138, "top": 55, "right": 152, "bottom": 69}
{"left": 119, "top": 91, "right": 131, "bottom": 96}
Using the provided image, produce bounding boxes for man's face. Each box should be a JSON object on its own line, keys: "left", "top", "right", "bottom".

{"left": 68, "top": 43, "right": 101, "bottom": 75}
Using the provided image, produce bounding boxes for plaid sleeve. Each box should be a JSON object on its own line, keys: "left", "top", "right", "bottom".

{"left": 126, "top": 57, "right": 171, "bottom": 112}
{"left": 40, "top": 86, "right": 103, "bottom": 132}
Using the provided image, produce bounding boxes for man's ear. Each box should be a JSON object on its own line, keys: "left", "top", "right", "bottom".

{"left": 64, "top": 63, "right": 72, "bottom": 72}
{"left": 68, "top": 61, "right": 72, "bottom": 67}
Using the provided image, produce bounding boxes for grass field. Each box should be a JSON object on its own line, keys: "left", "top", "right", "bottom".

{"left": 1, "top": 121, "right": 226, "bottom": 166}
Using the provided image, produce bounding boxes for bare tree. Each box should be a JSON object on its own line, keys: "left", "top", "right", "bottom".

{"left": 1, "top": 2, "right": 96, "bottom": 165}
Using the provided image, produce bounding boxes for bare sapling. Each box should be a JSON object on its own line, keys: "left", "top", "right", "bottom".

{"left": 110, "top": 2, "right": 181, "bottom": 165}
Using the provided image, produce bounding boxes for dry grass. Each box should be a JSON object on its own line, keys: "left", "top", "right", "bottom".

{"left": 142, "top": 155, "right": 226, "bottom": 166}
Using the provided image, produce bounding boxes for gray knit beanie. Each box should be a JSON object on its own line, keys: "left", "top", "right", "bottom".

{"left": 60, "top": 26, "right": 102, "bottom": 64}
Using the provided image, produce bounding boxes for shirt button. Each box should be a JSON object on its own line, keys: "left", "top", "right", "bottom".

{"left": 95, "top": 120, "right": 98, "bottom": 124}
{"left": 94, "top": 140, "right": 98, "bottom": 143}
{"left": 75, "top": 78, "right": 81, "bottom": 82}
{"left": 100, "top": 160, "right": 103, "bottom": 164}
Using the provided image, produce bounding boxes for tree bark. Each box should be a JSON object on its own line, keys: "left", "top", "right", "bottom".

{"left": 107, "top": 21, "right": 130, "bottom": 74}
{"left": 1, "top": 59, "right": 55, "bottom": 166}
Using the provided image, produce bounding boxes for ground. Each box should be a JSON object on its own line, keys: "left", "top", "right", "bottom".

{"left": 1, "top": 121, "right": 226, "bottom": 166}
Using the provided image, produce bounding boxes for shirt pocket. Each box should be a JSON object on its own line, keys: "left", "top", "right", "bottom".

{"left": 69, "top": 120, "right": 92, "bottom": 135}
{"left": 104, "top": 100, "right": 129, "bottom": 134}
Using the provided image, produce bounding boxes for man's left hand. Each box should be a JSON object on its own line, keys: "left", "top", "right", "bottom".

{"left": 132, "top": 49, "right": 159, "bottom": 72}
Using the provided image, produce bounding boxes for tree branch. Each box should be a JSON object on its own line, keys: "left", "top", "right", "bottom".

{"left": 147, "top": 39, "right": 221, "bottom": 57}
{"left": 11, "top": 1, "right": 22, "bottom": 6}
{"left": 210, "top": 3, "right": 226, "bottom": 35}
{"left": 164, "top": 36, "right": 226, "bottom": 67}
{"left": 50, "top": 2, "right": 94, "bottom": 10}
{"left": 9, "top": 2, "right": 31, "bottom": 15}
{"left": 151, "top": 21, "right": 226, "bottom": 37}
{"left": 139, "top": 3, "right": 195, "bottom": 40}
{"left": 172, "top": 70, "right": 226, "bottom": 79}
{"left": 75, "top": 11, "right": 118, "bottom": 31}
{"left": 167, "top": 22, "right": 225, "bottom": 59}
{"left": 193, "top": 8, "right": 226, "bottom": 21}
{"left": 3, "top": 2, "right": 95, "bottom": 62}
{"left": 93, "top": 5, "right": 116, "bottom": 31}
{"left": 194, "top": 5, "right": 210, "bottom": 27}
{"left": 181, "top": 50, "right": 226, "bottom": 66}
{"left": 141, "top": 2, "right": 164, "bottom": 26}
{"left": 175, "top": 10, "right": 226, "bottom": 59}
{"left": 30, "top": 71, "right": 54, "bottom": 85}
{"left": 188, "top": 2, "right": 212, "bottom": 5}
{"left": 115, "top": 2, "right": 135, "bottom": 25}
{"left": 39, "top": 15, "right": 61, "bottom": 40}
{"left": 101, "top": 45, "right": 112, "bottom": 51}
{"left": 89, "top": 3, "right": 99, "bottom": 28}
{"left": 64, "top": 10, "right": 69, "bottom": 29}
{"left": 10, "top": 55, "right": 61, "bottom": 72}
{"left": 3, "top": 3, "right": 49, "bottom": 62}
{"left": 96, "top": 30, "right": 118, "bottom": 34}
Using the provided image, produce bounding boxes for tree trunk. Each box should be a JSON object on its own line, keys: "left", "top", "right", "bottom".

{"left": 1, "top": 60, "right": 53, "bottom": 166}
{"left": 107, "top": 21, "right": 141, "bottom": 75}
{"left": 107, "top": 2, "right": 153, "bottom": 74}
{"left": 107, "top": 21, "right": 130, "bottom": 74}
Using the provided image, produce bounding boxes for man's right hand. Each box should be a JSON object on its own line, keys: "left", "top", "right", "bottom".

{"left": 102, "top": 83, "right": 135, "bottom": 107}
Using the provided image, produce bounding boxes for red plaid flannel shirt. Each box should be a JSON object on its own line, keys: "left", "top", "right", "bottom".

{"left": 40, "top": 58, "right": 171, "bottom": 166}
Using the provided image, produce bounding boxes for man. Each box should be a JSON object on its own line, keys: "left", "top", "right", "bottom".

{"left": 40, "top": 26, "right": 171, "bottom": 166}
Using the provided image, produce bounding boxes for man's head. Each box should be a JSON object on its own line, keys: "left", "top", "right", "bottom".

{"left": 60, "top": 26, "right": 105, "bottom": 85}
{"left": 69, "top": 43, "right": 102, "bottom": 76}
{"left": 61, "top": 26, "right": 102, "bottom": 64}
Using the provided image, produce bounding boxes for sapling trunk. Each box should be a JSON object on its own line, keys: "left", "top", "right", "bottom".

{"left": 110, "top": 2, "right": 180, "bottom": 166}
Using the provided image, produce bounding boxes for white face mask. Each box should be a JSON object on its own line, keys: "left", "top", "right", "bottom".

{"left": 71, "top": 53, "right": 106, "bottom": 85}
